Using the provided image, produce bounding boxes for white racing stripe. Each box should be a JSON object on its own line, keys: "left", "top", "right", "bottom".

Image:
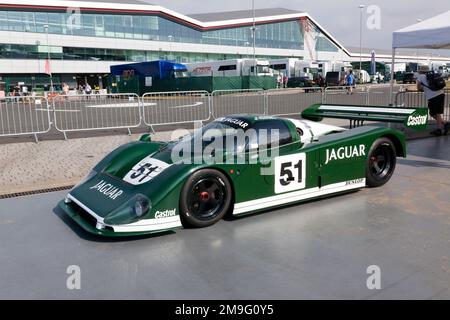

{"left": 233, "top": 179, "right": 366, "bottom": 215}
{"left": 319, "top": 105, "right": 415, "bottom": 114}
{"left": 112, "top": 217, "right": 182, "bottom": 233}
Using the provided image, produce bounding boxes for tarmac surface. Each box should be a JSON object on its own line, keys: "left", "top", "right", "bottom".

{"left": 0, "top": 136, "right": 449, "bottom": 299}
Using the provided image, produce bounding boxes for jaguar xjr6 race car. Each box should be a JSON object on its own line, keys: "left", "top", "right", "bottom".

{"left": 59, "top": 104, "right": 428, "bottom": 236}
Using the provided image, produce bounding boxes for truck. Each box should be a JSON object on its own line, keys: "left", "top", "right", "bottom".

{"left": 110, "top": 60, "right": 188, "bottom": 94}
{"left": 269, "top": 58, "right": 317, "bottom": 80}
{"left": 110, "top": 60, "right": 188, "bottom": 82}
{"left": 185, "top": 59, "right": 273, "bottom": 77}
{"left": 433, "top": 63, "right": 449, "bottom": 79}
{"left": 316, "top": 61, "right": 352, "bottom": 86}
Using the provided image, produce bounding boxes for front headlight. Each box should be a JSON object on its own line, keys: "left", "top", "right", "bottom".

{"left": 134, "top": 195, "right": 151, "bottom": 217}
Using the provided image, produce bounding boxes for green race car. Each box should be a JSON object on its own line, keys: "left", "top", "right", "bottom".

{"left": 59, "top": 104, "right": 428, "bottom": 237}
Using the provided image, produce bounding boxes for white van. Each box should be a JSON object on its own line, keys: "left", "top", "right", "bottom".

{"left": 185, "top": 59, "right": 273, "bottom": 77}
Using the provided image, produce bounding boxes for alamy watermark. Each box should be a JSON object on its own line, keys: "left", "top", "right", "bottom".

{"left": 66, "top": 265, "right": 81, "bottom": 290}
{"left": 366, "top": 265, "right": 381, "bottom": 290}
{"left": 66, "top": 7, "right": 81, "bottom": 30}
{"left": 169, "top": 119, "right": 280, "bottom": 176}
{"left": 366, "top": 5, "right": 382, "bottom": 31}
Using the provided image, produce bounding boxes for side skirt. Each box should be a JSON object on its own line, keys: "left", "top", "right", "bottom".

{"left": 232, "top": 178, "right": 366, "bottom": 215}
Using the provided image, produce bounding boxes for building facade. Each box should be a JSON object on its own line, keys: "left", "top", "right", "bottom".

{"left": 3, "top": 0, "right": 448, "bottom": 92}
{"left": 0, "top": 0, "right": 352, "bottom": 91}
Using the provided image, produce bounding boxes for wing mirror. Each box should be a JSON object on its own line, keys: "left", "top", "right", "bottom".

{"left": 139, "top": 134, "right": 152, "bottom": 142}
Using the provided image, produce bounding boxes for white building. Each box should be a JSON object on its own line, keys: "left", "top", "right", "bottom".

{"left": 0, "top": 0, "right": 448, "bottom": 91}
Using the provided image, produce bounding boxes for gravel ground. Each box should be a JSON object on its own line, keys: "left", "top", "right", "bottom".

{"left": 0, "top": 131, "right": 179, "bottom": 196}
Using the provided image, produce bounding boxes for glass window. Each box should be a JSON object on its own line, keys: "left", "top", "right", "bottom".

{"left": 250, "top": 120, "right": 293, "bottom": 149}
{"left": 94, "top": 15, "right": 104, "bottom": 37}
{"left": 47, "top": 13, "right": 63, "bottom": 34}
{"left": 0, "top": 11, "right": 8, "bottom": 31}
{"left": 0, "top": 10, "right": 307, "bottom": 51}
{"left": 132, "top": 15, "right": 142, "bottom": 39}
{"left": 103, "top": 15, "right": 115, "bottom": 37}
{"left": 35, "top": 12, "right": 48, "bottom": 33}
{"left": 114, "top": 15, "right": 125, "bottom": 38}
{"left": 7, "top": 11, "right": 24, "bottom": 32}
{"left": 315, "top": 37, "right": 338, "bottom": 52}
{"left": 81, "top": 14, "right": 95, "bottom": 37}
{"left": 123, "top": 15, "right": 133, "bottom": 39}
{"left": 23, "top": 12, "right": 36, "bottom": 32}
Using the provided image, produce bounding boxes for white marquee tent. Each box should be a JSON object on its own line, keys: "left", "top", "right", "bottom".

{"left": 390, "top": 10, "right": 450, "bottom": 101}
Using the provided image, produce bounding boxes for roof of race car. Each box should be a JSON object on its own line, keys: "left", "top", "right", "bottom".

{"left": 214, "top": 114, "right": 285, "bottom": 128}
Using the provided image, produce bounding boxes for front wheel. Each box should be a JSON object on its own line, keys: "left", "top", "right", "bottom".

{"left": 365, "top": 138, "right": 397, "bottom": 188}
{"left": 179, "top": 169, "right": 232, "bottom": 228}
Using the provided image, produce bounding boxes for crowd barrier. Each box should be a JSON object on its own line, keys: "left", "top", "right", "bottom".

{"left": 266, "top": 87, "right": 323, "bottom": 116}
{"left": 0, "top": 84, "right": 446, "bottom": 141}
{"left": 0, "top": 96, "right": 51, "bottom": 142}
{"left": 142, "top": 91, "right": 211, "bottom": 128}
{"left": 51, "top": 93, "right": 141, "bottom": 139}
{"left": 395, "top": 88, "right": 450, "bottom": 121}
{"left": 210, "top": 89, "right": 265, "bottom": 119}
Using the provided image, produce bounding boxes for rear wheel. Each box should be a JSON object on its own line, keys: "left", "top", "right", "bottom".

{"left": 365, "top": 138, "right": 397, "bottom": 188}
{"left": 179, "top": 169, "right": 232, "bottom": 228}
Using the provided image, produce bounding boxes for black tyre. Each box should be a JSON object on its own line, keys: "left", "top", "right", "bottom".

{"left": 366, "top": 137, "right": 397, "bottom": 188}
{"left": 179, "top": 169, "right": 232, "bottom": 228}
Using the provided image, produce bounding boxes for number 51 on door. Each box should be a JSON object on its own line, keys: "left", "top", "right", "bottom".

{"left": 274, "top": 153, "right": 306, "bottom": 194}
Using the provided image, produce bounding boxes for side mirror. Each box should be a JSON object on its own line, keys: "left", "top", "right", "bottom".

{"left": 139, "top": 134, "right": 152, "bottom": 142}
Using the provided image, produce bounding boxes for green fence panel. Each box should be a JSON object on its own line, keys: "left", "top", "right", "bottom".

{"left": 115, "top": 75, "right": 277, "bottom": 94}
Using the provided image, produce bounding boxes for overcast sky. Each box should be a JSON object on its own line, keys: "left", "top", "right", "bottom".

{"left": 145, "top": 0, "right": 450, "bottom": 52}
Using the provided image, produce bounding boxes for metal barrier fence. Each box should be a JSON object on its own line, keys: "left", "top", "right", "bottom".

{"left": 51, "top": 93, "right": 141, "bottom": 139}
{"left": 324, "top": 86, "right": 368, "bottom": 105}
{"left": 142, "top": 91, "right": 210, "bottom": 127}
{"left": 395, "top": 89, "right": 450, "bottom": 121}
{"left": 266, "top": 87, "right": 324, "bottom": 116}
{"left": 394, "top": 90, "right": 427, "bottom": 108}
{"left": 367, "top": 84, "right": 404, "bottom": 106}
{"left": 3, "top": 85, "right": 448, "bottom": 141}
{"left": 0, "top": 96, "right": 51, "bottom": 142}
{"left": 211, "top": 89, "right": 265, "bottom": 119}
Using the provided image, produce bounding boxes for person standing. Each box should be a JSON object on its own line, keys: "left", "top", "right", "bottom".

{"left": 277, "top": 73, "right": 282, "bottom": 89}
{"left": 84, "top": 83, "right": 92, "bottom": 100}
{"left": 84, "top": 83, "right": 92, "bottom": 95}
{"left": 283, "top": 75, "right": 289, "bottom": 88}
{"left": 62, "top": 82, "right": 69, "bottom": 95}
{"left": 416, "top": 65, "right": 449, "bottom": 136}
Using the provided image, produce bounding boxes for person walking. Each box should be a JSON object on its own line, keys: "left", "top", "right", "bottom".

{"left": 416, "top": 65, "right": 449, "bottom": 136}
{"left": 345, "top": 70, "right": 355, "bottom": 95}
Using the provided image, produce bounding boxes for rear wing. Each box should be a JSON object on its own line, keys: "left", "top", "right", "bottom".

{"left": 301, "top": 104, "right": 429, "bottom": 130}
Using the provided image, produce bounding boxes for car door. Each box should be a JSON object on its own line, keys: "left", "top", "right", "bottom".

{"left": 232, "top": 119, "right": 319, "bottom": 204}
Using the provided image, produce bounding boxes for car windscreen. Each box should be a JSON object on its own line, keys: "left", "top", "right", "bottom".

{"left": 174, "top": 119, "right": 248, "bottom": 154}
